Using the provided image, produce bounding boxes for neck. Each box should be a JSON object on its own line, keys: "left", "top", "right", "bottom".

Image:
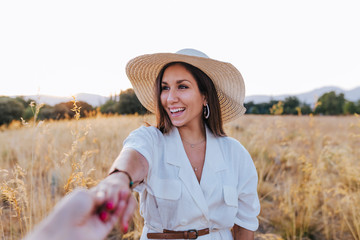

{"left": 178, "top": 121, "right": 206, "bottom": 143}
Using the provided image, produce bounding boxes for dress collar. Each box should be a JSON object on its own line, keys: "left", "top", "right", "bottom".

{"left": 165, "top": 126, "right": 227, "bottom": 172}
{"left": 164, "top": 125, "right": 227, "bottom": 219}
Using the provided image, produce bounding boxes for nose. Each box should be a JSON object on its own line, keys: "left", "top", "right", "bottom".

{"left": 167, "top": 89, "right": 178, "bottom": 103}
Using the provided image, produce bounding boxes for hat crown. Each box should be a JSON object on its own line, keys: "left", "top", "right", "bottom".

{"left": 176, "top": 48, "right": 209, "bottom": 59}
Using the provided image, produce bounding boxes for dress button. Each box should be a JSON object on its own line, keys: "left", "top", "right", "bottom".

{"left": 180, "top": 219, "right": 188, "bottom": 225}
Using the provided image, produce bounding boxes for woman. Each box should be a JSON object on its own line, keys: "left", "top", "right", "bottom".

{"left": 95, "top": 49, "right": 260, "bottom": 240}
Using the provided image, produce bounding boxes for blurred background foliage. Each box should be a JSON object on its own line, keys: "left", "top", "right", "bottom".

{"left": 1, "top": 89, "right": 359, "bottom": 126}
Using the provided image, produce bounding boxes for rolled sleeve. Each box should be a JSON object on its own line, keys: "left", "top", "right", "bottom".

{"left": 234, "top": 147, "right": 260, "bottom": 231}
{"left": 122, "top": 126, "right": 157, "bottom": 171}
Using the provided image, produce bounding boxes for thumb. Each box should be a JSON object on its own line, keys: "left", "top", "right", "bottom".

{"left": 54, "top": 189, "right": 95, "bottom": 225}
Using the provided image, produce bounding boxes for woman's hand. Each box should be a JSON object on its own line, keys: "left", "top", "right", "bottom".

{"left": 92, "top": 171, "right": 138, "bottom": 233}
{"left": 96, "top": 148, "right": 148, "bottom": 232}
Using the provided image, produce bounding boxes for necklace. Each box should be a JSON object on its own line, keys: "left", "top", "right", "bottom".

{"left": 191, "top": 165, "right": 200, "bottom": 172}
{"left": 182, "top": 138, "right": 206, "bottom": 148}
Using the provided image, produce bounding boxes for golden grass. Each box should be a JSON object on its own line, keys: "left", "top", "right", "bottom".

{"left": 0, "top": 113, "right": 359, "bottom": 240}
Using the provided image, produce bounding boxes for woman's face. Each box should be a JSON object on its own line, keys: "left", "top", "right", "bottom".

{"left": 160, "top": 64, "right": 206, "bottom": 129}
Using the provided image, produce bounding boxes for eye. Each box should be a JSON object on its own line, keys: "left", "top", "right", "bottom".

{"left": 179, "top": 85, "right": 188, "bottom": 89}
{"left": 161, "top": 85, "right": 169, "bottom": 91}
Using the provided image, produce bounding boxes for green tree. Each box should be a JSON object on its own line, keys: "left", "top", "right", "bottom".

{"left": 116, "top": 89, "right": 147, "bottom": 114}
{"left": 15, "top": 96, "right": 27, "bottom": 108}
{"left": 0, "top": 97, "right": 25, "bottom": 125}
{"left": 343, "top": 101, "right": 356, "bottom": 115}
{"left": 300, "top": 104, "right": 312, "bottom": 115}
{"left": 314, "top": 91, "right": 345, "bottom": 115}
{"left": 245, "top": 99, "right": 312, "bottom": 115}
{"left": 250, "top": 106, "right": 260, "bottom": 114}
{"left": 283, "top": 97, "right": 300, "bottom": 115}
{"left": 244, "top": 100, "right": 279, "bottom": 115}
{"left": 23, "top": 106, "right": 34, "bottom": 120}
{"left": 244, "top": 102, "right": 257, "bottom": 114}
{"left": 356, "top": 100, "right": 360, "bottom": 114}
{"left": 38, "top": 105, "right": 56, "bottom": 120}
{"left": 100, "top": 99, "right": 117, "bottom": 114}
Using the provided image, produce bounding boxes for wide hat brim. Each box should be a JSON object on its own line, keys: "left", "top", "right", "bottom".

{"left": 126, "top": 49, "right": 246, "bottom": 123}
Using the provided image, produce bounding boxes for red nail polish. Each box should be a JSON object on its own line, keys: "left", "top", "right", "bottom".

{"left": 106, "top": 201, "right": 114, "bottom": 210}
{"left": 99, "top": 211, "right": 108, "bottom": 222}
{"left": 123, "top": 224, "right": 128, "bottom": 233}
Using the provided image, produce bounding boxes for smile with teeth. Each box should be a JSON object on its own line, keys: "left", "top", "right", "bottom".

{"left": 170, "top": 108, "right": 185, "bottom": 114}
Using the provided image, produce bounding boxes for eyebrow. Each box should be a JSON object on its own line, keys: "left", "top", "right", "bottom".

{"left": 161, "top": 79, "right": 190, "bottom": 85}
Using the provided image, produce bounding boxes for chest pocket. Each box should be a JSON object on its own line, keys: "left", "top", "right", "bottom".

{"left": 143, "top": 176, "right": 182, "bottom": 229}
{"left": 149, "top": 176, "right": 182, "bottom": 200}
{"left": 223, "top": 185, "right": 238, "bottom": 207}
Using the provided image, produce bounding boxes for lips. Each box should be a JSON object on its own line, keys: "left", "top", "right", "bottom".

{"left": 170, "top": 108, "right": 185, "bottom": 113}
{"left": 169, "top": 107, "right": 185, "bottom": 117}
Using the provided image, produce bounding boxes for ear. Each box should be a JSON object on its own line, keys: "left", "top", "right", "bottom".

{"left": 202, "top": 95, "right": 207, "bottom": 106}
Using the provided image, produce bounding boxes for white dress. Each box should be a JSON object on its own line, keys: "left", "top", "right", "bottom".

{"left": 111, "top": 125, "right": 260, "bottom": 240}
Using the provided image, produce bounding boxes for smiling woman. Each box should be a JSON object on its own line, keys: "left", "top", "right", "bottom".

{"left": 93, "top": 49, "right": 260, "bottom": 240}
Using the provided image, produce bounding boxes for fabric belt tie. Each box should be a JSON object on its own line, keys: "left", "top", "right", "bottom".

{"left": 147, "top": 228, "right": 210, "bottom": 239}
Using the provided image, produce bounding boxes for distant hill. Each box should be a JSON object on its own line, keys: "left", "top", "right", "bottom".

{"left": 245, "top": 86, "right": 360, "bottom": 105}
{"left": 17, "top": 93, "right": 109, "bottom": 107}
{"left": 10, "top": 85, "right": 359, "bottom": 107}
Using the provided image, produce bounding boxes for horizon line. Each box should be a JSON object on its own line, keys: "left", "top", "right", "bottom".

{"left": 2, "top": 84, "right": 359, "bottom": 99}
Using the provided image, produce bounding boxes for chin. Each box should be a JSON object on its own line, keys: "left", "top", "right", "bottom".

{"left": 170, "top": 121, "right": 185, "bottom": 128}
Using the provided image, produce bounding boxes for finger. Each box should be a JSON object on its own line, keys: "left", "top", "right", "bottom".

{"left": 96, "top": 201, "right": 116, "bottom": 223}
{"left": 90, "top": 186, "right": 107, "bottom": 205}
{"left": 90, "top": 176, "right": 132, "bottom": 223}
{"left": 91, "top": 183, "right": 119, "bottom": 212}
{"left": 120, "top": 194, "right": 137, "bottom": 233}
{"left": 114, "top": 190, "right": 128, "bottom": 216}
{"left": 104, "top": 186, "right": 120, "bottom": 210}
{"left": 95, "top": 190, "right": 106, "bottom": 205}
{"left": 98, "top": 210, "right": 110, "bottom": 222}
{"left": 113, "top": 189, "right": 132, "bottom": 224}
{"left": 90, "top": 187, "right": 114, "bottom": 222}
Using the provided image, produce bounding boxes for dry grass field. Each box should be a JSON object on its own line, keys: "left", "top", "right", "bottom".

{"left": 0, "top": 112, "right": 359, "bottom": 240}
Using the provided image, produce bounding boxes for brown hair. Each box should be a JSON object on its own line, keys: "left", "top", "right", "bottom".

{"left": 155, "top": 62, "right": 226, "bottom": 136}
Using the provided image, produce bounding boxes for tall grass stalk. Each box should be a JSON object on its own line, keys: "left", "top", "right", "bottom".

{"left": 27, "top": 101, "right": 44, "bottom": 232}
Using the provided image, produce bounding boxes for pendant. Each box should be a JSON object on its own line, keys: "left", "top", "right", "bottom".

{"left": 190, "top": 144, "right": 195, "bottom": 148}
{"left": 194, "top": 167, "right": 198, "bottom": 171}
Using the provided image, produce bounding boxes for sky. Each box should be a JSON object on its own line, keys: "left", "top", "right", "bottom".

{"left": 1, "top": 0, "right": 359, "bottom": 98}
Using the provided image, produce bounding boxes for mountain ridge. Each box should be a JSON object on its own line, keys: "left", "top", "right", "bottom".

{"left": 16, "top": 93, "right": 109, "bottom": 107}
{"left": 8, "top": 86, "right": 360, "bottom": 107}
{"left": 245, "top": 86, "right": 360, "bottom": 105}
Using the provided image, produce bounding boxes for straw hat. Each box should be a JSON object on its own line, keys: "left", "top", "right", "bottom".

{"left": 126, "top": 49, "right": 246, "bottom": 123}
